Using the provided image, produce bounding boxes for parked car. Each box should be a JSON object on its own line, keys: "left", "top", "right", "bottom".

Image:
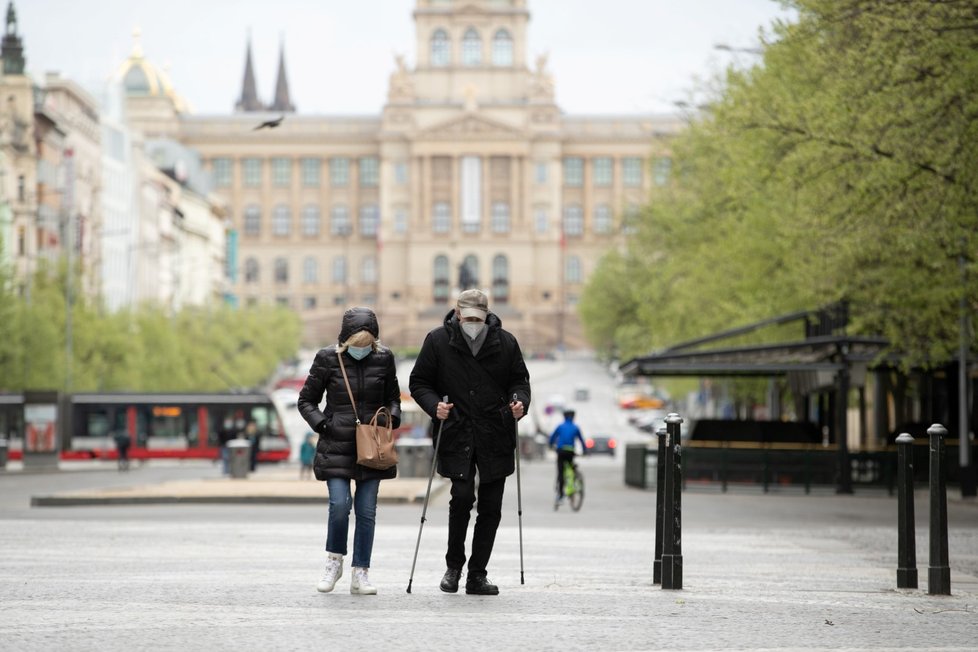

{"left": 585, "top": 434, "right": 617, "bottom": 456}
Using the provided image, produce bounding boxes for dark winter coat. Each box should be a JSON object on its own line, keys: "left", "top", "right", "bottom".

{"left": 409, "top": 310, "right": 531, "bottom": 483}
{"left": 297, "top": 308, "right": 401, "bottom": 482}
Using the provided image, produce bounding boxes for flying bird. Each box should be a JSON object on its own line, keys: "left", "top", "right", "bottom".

{"left": 253, "top": 115, "right": 285, "bottom": 131}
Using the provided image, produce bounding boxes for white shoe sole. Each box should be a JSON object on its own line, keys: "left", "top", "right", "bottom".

{"left": 350, "top": 584, "right": 377, "bottom": 595}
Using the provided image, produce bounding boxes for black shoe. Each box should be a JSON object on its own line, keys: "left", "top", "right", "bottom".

{"left": 440, "top": 568, "right": 462, "bottom": 593}
{"left": 465, "top": 575, "right": 499, "bottom": 595}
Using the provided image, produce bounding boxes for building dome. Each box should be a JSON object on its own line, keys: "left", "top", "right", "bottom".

{"left": 116, "top": 28, "right": 189, "bottom": 112}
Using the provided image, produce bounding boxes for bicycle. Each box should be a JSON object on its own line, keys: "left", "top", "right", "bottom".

{"left": 555, "top": 456, "right": 584, "bottom": 512}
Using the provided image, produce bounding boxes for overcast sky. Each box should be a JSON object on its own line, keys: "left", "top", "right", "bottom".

{"left": 18, "top": 0, "right": 795, "bottom": 116}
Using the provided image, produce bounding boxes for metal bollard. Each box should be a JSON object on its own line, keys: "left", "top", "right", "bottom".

{"left": 653, "top": 426, "right": 666, "bottom": 584}
{"left": 661, "top": 413, "right": 683, "bottom": 590}
{"left": 895, "top": 433, "right": 917, "bottom": 589}
{"left": 927, "top": 424, "right": 951, "bottom": 595}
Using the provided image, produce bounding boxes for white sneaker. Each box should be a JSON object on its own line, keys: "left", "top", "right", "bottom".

{"left": 350, "top": 567, "right": 377, "bottom": 595}
{"left": 316, "top": 553, "right": 344, "bottom": 593}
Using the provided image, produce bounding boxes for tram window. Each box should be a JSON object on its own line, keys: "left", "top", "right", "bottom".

{"left": 85, "top": 410, "right": 111, "bottom": 438}
{"left": 148, "top": 405, "right": 188, "bottom": 445}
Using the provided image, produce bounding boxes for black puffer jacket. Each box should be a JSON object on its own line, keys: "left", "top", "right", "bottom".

{"left": 409, "top": 310, "right": 530, "bottom": 483}
{"left": 297, "top": 307, "right": 401, "bottom": 481}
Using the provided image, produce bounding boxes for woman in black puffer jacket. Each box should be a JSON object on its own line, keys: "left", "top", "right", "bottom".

{"left": 298, "top": 307, "right": 401, "bottom": 596}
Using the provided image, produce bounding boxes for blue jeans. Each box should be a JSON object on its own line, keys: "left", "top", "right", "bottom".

{"left": 325, "top": 477, "right": 380, "bottom": 568}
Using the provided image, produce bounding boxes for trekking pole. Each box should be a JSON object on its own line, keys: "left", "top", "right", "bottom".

{"left": 407, "top": 395, "right": 449, "bottom": 594}
{"left": 513, "top": 393, "right": 525, "bottom": 585}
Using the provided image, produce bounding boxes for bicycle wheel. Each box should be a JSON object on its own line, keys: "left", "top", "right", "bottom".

{"left": 569, "top": 469, "right": 584, "bottom": 511}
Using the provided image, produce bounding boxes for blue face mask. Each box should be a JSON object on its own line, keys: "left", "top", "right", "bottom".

{"left": 347, "top": 345, "right": 372, "bottom": 360}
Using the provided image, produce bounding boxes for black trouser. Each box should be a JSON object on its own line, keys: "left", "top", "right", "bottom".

{"left": 446, "top": 455, "right": 506, "bottom": 577}
{"left": 556, "top": 449, "right": 576, "bottom": 497}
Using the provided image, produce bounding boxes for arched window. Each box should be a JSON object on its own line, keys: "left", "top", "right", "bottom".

{"left": 361, "top": 256, "right": 378, "bottom": 284}
{"left": 243, "top": 204, "right": 261, "bottom": 236}
{"left": 272, "top": 204, "right": 291, "bottom": 236}
{"left": 492, "top": 254, "right": 509, "bottom": 303}
{"left": 491, "top": 29, "right": 513, "bottom": 66}
{"left": 301, "top": 204, "right": 321, "bottom": 236}
{"left": 431, "top": 29, "right": 450, "bottom": 67}
{"left": 593, "top": 204, "right": 613, "bottom": 234}
{"left": 434, "top": 255, "right": 450, "bottom": 303}
{"left": 244, "top": 257, "right": 259, "bottom": 284}
{"left": 565, "top": 255, "right": 582, "bottom": 284}
{"left": 330, "top": 205, "right": 351, "bottom": 236}
{"left": 563, "top": 204, "right": 584, "bottom": 237}
{"left": 462, "top": 28, "right": 481, "bottom": 66}
{"left": 461, "top": 254, "right": 479, "bottom": 288}
{"left": 359, "top": 204, "right": 379, "bottom": 237}
{"left": 491, "top": 202, "right": 510, "bottom": 233}
{"left": 274, "top": 258, "right": 289, "bottom": 284}
{"left": 432, "top": 201, "right": 451, "bottom": 233}
{"left": 302, "top": 256, "right": 318, "bottom": 284}
{"left": 332, "top": 256, "right": 347, "bottom": 283}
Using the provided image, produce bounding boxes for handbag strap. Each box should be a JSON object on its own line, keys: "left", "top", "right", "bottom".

{"left": 337, "top": 352, "right": 362, "bottom": 425}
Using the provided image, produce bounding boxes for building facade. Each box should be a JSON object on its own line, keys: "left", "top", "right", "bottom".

{"left": 122, "top": 0, "right": 681, "bottom": 350}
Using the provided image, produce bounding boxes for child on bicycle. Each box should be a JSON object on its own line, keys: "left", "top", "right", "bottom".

{"left": 549, "top": 410, "right": 586, "bottom": 506}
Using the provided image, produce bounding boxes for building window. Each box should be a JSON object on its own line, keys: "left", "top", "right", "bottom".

{"left": 301, "top": 158, "right": 321, "bottom": 187}
{"left": 433, "top": 255, "right": 450, "bottom": 303}
{"left": 301, "top": 204, "right": 320, "bottom": 236}
{"left": 359, "top": 157, "right": 379, "bottom": 188}
{"left": 394, "top": 208, "right": 409, "bottom": 235}
{"left": 274, "top": 258, "right": 289, "bottom": 284}
{"left": 212, "top": 158, "right": 232, "bottom": 187}
{"left": 565, "top": 255, "right": 582, "bottom": 284}
{"left": 394, "top": 161, "right": 408, "bottom": 185}
{"left": 563, "top": 157, "right": 584, "bottom": 187}
{"left": 303, "top": 296, "right": 317, "bottom": 310}
{"left": 302, "top": 256, "right": 318, "bottom": 284}
{"left": 271, "top": 157, "right": 291, "bottom": 187}
{"left": 432, "top": 201, "right": 451, "bottom": 234}
{"left": 461, "top": 254, "right": 479, "bottom": 288}
{"left": 359, "top": 204, "right": 379, "bottom": 237}
{"left": 492, "top": 29, "right": 513, "bottom": 66}
{"left": 431, "top": 29, "right": 450, "bottom": 67}
{"left": 242, "top": 158, "right": 262, "bottom": 187}
{"left": 330, "top": 158, "right": 349, "bottom": 187}
{"left": 244, "top": 257, "right": 259, "bottom": 283}
{"left": 330, "top": 205, "right": 351, "bottom": 236}
{"left": 622, "top": 203, "right": 640, "bottom": 235}
{"left": 563, "top": 204, "right": 584, "bottom": 237}
{"left": 623, "top": 157, "right": 643, "bottom": 187}
{"left": 462, "top": 28, "right": 482, "bottom": 66}
{"left": 534, "top": 208, "right": 548, "bottom": 234}
{"left": 534, "top": 162, "right": 548, "bottom": 185}
{"left": 460, "top": 156, "right": 481, "bottom": 233}
{"left": 653, "top": 157, "right": 672, "bottom": 186}
{"left": 593, "top": 157, "right": 613, "bottom": 187}
{"left": 361, "top": 256, "right": 378, "bottom": 284}
{"left": 492, "top": 254, "right": 509, "bottom": 304}
{"left": 593, "top": 204, "right": 613, "bottom": 234}
{"left": 491, "top": 202, "right": 510, "bottom": 233}
{"left": 272, "top": 204, "right": 291, "bottom": 236}
{"left": 332, "top": 256, "right": 348, "bottom": 284}
{"left": 243, "top": 204, "right": 261, "bottom": 236}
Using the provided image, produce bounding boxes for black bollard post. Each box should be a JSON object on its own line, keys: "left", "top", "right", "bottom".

{"left": 653, "top": 426, "right": 666, "bottom": 584}
{"left": 895, "top": 433, "right": 917, "bottom": 589}
{"left": 661, "top": 413, "right": 683, "bottom": 590}
{"left": 927, "top": 424, "right": 951, "bottom": 595}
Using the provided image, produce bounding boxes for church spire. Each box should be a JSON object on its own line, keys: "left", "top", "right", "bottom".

{"left": 268, "top": 39, "right": 295, "bottom": 113}
{"left": 235, "top": 35, "right": 263, "bottom": 112}
{"left": 1, "top": 0, "right": 26, "bottom": 76}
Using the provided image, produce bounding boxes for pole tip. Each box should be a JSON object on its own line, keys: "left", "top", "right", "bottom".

{"left": 895, "top": 433, "right": 914, "bottom": 445}
{"left": 927, "top": 423, "right": 947, "bottom": 438}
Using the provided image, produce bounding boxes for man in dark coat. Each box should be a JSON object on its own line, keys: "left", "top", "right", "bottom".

{"left": 409, "top": 289, "right": 531, "bottom": 596}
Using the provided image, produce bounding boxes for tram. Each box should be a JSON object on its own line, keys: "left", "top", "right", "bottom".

{"left": 0, "top": 392, "right": 290, "bottom": 463}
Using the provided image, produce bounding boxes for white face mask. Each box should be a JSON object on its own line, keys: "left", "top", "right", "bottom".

{"left": 461, "top": 322, "right": 485, "bottom": 339}
{"left": 347, "top": 345, "right": 372, "bottom": 360}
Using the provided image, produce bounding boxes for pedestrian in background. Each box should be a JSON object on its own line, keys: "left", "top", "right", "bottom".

{"left": 113, "top": 430, "right": 131, "bottom": 471}
{"left": 299, "top": 432, "right": 315, "bottom": 480}
{"left": 409, "top": 289, "right": 531, "bottom": 596}
{"left": 298, "top": 307, "right": 401, "bottom": 595}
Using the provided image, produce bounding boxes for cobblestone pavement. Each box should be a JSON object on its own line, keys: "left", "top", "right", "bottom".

{"left": 0, "top": 459, "right": 976, "bottom": 651}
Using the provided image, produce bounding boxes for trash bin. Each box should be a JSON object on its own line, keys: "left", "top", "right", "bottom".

{"left": 227, "top": 438, "right": 251, "bottom": 479}
{"left": 395, "top": 438, "right": 433, "bottom": 478}
{"left": 0, "top": 438, "right": 8, "bottom": 471}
